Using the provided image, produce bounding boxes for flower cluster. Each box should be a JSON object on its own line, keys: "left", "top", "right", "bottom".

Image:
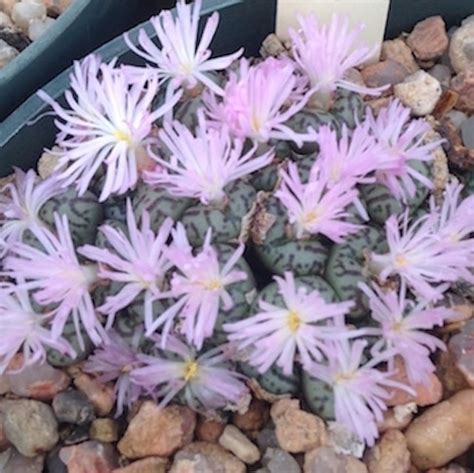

{"left": 1, "top": 0, "right": 470, "bottom": 451}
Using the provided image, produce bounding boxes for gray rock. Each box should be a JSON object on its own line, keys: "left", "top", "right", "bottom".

{"left": 446, "top": 110, "right": 468, "bottom": 130}
{"left": 461, "top": 116, "right": 474, "bottom": 149}
{"left": 52, "top": 390, "right": 95, "bottom": 425}
{"left": 257, "top": 427, "right": 279, "bottom": 452}
{"left": 0, "top": 449, "right": 44, "bottom": 473}
{"left": 262, "top": 448, "right": 301, "bottom": 473}
{"left": 428, "top": 64, "right": 452, "bottom": 87}
{"left": 46, "top": 447, "right": 68, "bottom": 473}
{"left": 2, "top": 400, "right": 59, "bottom": 457}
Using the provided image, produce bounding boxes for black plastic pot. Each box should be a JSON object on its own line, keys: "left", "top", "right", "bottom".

{"left": 0, "top": 0, "right": 175, "bottom": 121}
{"left": 0, "top": 0, "right": 472, "bottom": 177}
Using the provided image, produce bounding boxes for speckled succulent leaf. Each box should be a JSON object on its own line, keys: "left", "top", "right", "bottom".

{"left": 173, "top": 94, "right": 205, "bottom": 130}
{"left": 39, "top": 187, "right": 104, "bottom": 246}
{"left": 252, "top": 195, "right": 329, "bottom": 276}
{"left": 331, "top": 89, "right": 365, "bottom": 130}
{"left": 132, "top": 183, "right": 191, "bottom": 232}
{"left": 360, "top": 160, "right": 431, "bottom": 224}
{"left": 302, "top": 374, "right": 335, "bottom": 420}
{"left": 181, "top": 181, "right": 256, "bottom": 246}
{"left": 325, "top": 225, "right": 387, "bottom": 320}
{"left": 47, "top": 320, "right": 94, "bottom": 367}
{"left": 239, "top": 361, "right": 301, "bottom": 396}
{"left": 209, "top": 244, "right": 257, "bottom": 346}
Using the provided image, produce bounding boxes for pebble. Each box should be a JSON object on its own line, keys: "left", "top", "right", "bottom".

{"left": 0, "top": 0, "right": 17, "bottom": 16}
{"left": 112, "top": 457, "right": 168, "bottom": 473}
{"left": 0, "top": 448, "right": 44, "bottom": 473}
{"left": 365, "top": 430, "right": 411, "bottom": 473}
{"left": 28, "top": 15, "right": 54, "bottom": 40}
{"left": 43, "top": 0, "right": 72, "bottom": 16}
{"left": 405, "top": 389, "right": 474, "bottom": 469}
{"left": 60, "top": 441, "right": 117, "bottom": 473}
{"left": 195, "top": 416, "right": 225, "bottom": 443}
{"left": 304, "top": 446, "right": 367, "bottom": 473}
{"left": 361, "top": 60, "right": 409, "bottom": 90}
{"left": 378, "top": 404, "right": 416, "bottom": 433}
{"left": 233, "top": 398, "right": 269, "bottom": 434}
{"left": 451, "top": 71, "right": 474, "bottom": 112}
{"left": 449, "top": 20, "right": 474, "bottom": 73}
{"left": 381, "top": 38, "right": 419, "bottom": 74}
{"left": 386, "top": 357, "right": 443, "bottom": 407}
{"left": 219, "top": 425, "right": 261, "bottom": 464}
{"left": 0, "top": 38, "right": 17, "bottom": 67}
{"left": 394, "top": 70, "right": 442, "bottom": 116}
{"left": 1, "top": 399, "right": 58, "bottom": 457}
{"left": 0, "top": 11, "right": 13, "bottom": 27}
{"left": 5, "top": 358, "right": 70, "bottom": 401}
{"left": 448, "top": 319, "right": 474, "bottom": 385}
{"left": 262, "top": 447, "right": 301, "bottom": 473}
{"left": 0, "top": 412, "right": 10, "bottom": 452}
{"left": 428, "top": 64, "right": 452, "bottom": 87}
{"left": 53, "top": 389, "right": 96, "bottom": 425}
{"left": 256, "top": 426, "right": 280, "bottom": 451}
{"left": 271, "top": 399, "right": 327, "bottom": 453}
{"left": 407, "top": 16, "right": 449, "bottom": 60}
{"left": 170, "top": 441, "right": 246, "bottom": 473}
{"left": 11, "top": 0, "right": 46, "bottom": 33}
{"left": 90, "top": 418, "right": 119, "bottom": 443}
{"left": 73, "top": 373, "right": 115, "bottom": 416}
{"left": 435, "top": 350, "right": 470, "bottom": 397}
{"left": 327, "top": 422, "right": 365, "bottom": 458}
{"left": 118, "top": 402, "right": 196, "bottom": 459}
{"left": 46, "top": 447, "right": 68, "bottom": 473}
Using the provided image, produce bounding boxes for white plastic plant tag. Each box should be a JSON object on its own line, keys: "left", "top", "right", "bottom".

{"left": 276, "top": 0, "right": 391, "bottom": 63}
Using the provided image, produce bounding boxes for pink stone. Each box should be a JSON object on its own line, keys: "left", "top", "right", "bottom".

{"left": 451, "top": 71, "right": 474, "bottom": 113}
{"left": 5, "top": 358, "right": 70, "bottom": 401}
{"left": 360, "top": 60, "right": 409, "bottom": 90}
{"left": 73, "top": 373, "right": 115, "bottom": 416}
{"left": 60, "top": 441, "right": 117, "bottom": 473}
{"left": 118, "top": 402, "right": 196, "bottom": 459}
{"left": 112, "top": 457, "right": 168, "bottom": 473}
{"left": 407, "top": 16, "right": 449, "bottom": 60}
{"left": 386, "top": 358, "right": 443, "bottom": 407}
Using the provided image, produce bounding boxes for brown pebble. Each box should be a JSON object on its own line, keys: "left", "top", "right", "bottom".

{"left": 436, "top": 350, "right": 470, "bottom": 398}
{"left": 233, "top": 398, "right": 269, "bottom": 433}
{"left": 451, "top": 71, "right": 474, "bottom": 113}
{"left": 432, "top": 89, "right": 459, "bottom": 119}
{"left": 90, "top": 418, "right": 119, "bottom": 443}
{"left": 361, "top": 60, "right": 409, "bottom": 90}
{"left": 195, "top": 416, "right": 225, "bottom": 443}
{"left": 365, "top": 430, "right": 411, "bottom": 473}
{"left": 407, "top": 16, "right": 449, "bottom": 60}
{"left": 405, "top": 389, "right": 474, "bottom": 469}
{"left": 74, "top": 373, "right": 115, "bottom": 416}
{"left": 381, "top": 38, "right": 419, "bottom": 74}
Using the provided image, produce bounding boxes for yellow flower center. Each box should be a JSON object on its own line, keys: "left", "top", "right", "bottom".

{"left": 303, "top": 209, "right": 320, "bottom": 225}
{"left": 202, "top": 278, "right": 223, "bottom": 290}
{"left": 391, "top": 320, "right": 404, "bottom": 332}
{"left": 394, "top": 254, "right": 409, "bottom": 267}
{"left": 114, "top": 129, "right": 133, "bottom": 144}
{"left": 183, "top": 360, "right": 199, "bottom": 382}
{"left": 335, "top": 371, "right": 354, "bottom": 383}
{"left": 287, "top": 310, "right": 301, "bottom": 333}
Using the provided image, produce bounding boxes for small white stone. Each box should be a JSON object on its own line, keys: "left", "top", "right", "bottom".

{"left": 219, "top": 425, "right": 261, "bottom": 464}
{"left": 11, "top": 0, "right": 46, "bottom": 33}
{"left": 28, "top": 16, "right": 55, "bottom": 41}
{"left": 394, "top": 70, "right": 442, "bottom": 116}
{"left": 0, "top": 38, "right": 18, "bottom": 68}
{"left": 0, "top": 11, "right": 14, "bottom": 28}
{"left": 0, "top": 0, "right": 18, "bottom": 16}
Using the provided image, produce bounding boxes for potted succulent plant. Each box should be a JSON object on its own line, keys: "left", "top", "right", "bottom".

{"left": 0, "top": 0, "right": 176, "bottom": 121}
{"left": 0, "top": 0, "right": 472, "bottom": 471}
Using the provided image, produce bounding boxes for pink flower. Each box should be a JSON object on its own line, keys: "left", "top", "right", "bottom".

{"left": 289, "top": 14, "right": 384, "bottom": 108}
{"left": 5, "top": 214, "right": 105, "bottom": 348}
{"left": 84, "top": 330, "right": 143, "bottom": 416}
{"left": 145, "top": 224, "right": 247, "bottom": 350}
{"left": 314, "top": 123, "right": 382, "bottom": 219}
{"left": 0, "top": 285, "right": 75, "bottom": 374}
{"left": 204, "top": 58, "right": 314, "bottom": 146}
{"left": 369, "top": 211, "right": 471, "bottom": 301}
{"left": 38, "top": 55, "right": 180, "bottom": 202}
{"left": 307, "top": 337, "right": 412, "bottom": 446}
{"left": 359, "top": 282, "right": 455, "bottom": 385}
{"left": 125, "top": 0, "right": 242, "bottom": 96}
{"left": 144, "top": 111, "right": 274, "bottom": 205}
{"left": 131, "top": 335, "right": 249, "bottom": 412}
{"left": 0, "top": 169, "right": 61, "bottom": 255}
{"left": 431, "top": 180, "right": 474, "bottom": 251}
{"left": 79, "top": 201, "right": 174, "bottom": 331}
{"left": 224, "top": 272, "right": 353, "bottom": 375}
{"left": 275, "top": 162, "right": 362, "bottom": 242}
{"left": 366, "top": 100, "right": 440, "bottom": 201}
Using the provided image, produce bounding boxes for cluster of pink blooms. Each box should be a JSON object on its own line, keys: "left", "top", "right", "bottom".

{"left": 0, "top": 0, "right": 472, "bottom": 448}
